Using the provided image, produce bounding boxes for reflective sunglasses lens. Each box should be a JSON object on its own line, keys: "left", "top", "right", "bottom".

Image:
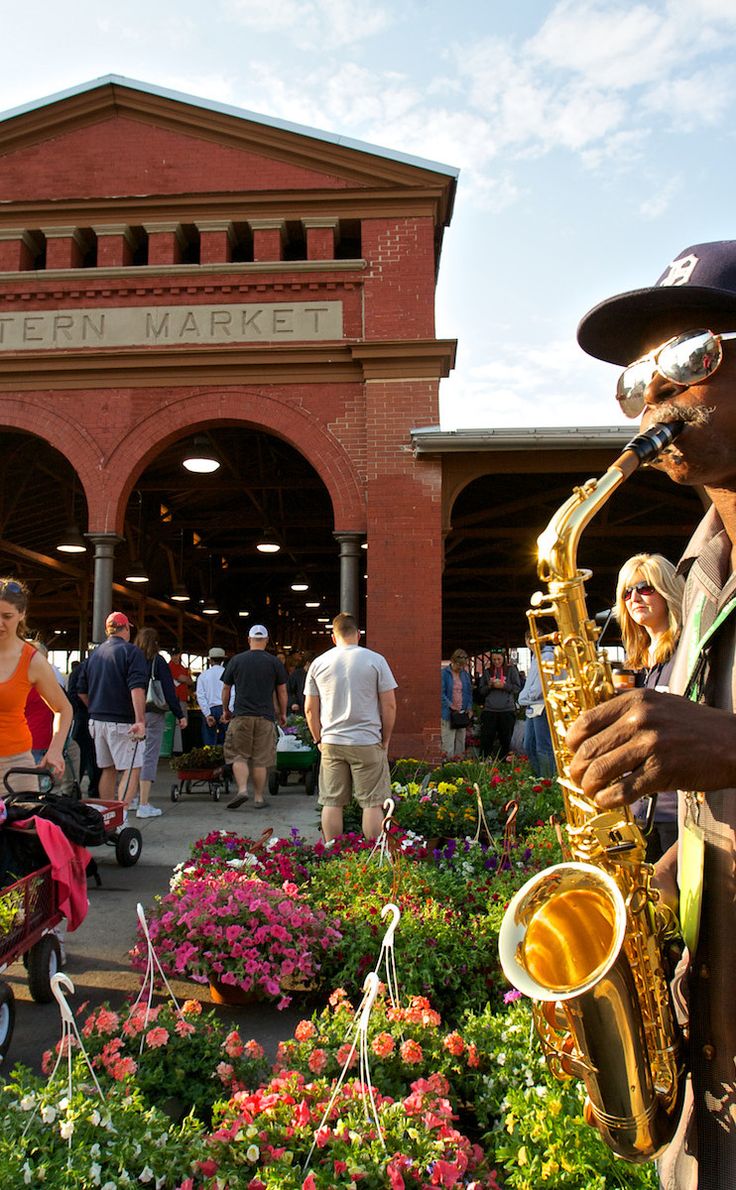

{"left": 616, "top": 361, "right": 652, "bottom": 418}
{"left": 624, "top": 582, "right": 655, "bottom": 600}
{"left": 658, "top": 330, "right": 721, "bottom": 386}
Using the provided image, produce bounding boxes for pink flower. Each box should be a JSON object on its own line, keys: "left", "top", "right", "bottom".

{"left": 400, "top": 1039, "right": 423, "bottom": 1065}
{"left": 245, "top": 1039, "right": 265, "bottom": 1060}
{"left": 175, "top": 1018, "right": 196, "bottom": 1038}
{"left": 466, "top": 1044, "right": 480, "bottom": 1069}
{"left": 295, "top": 1020, "right": 317, "bottom": 1042}
{"left": 504, "top": 989, "right": 522, "bottom": 1004}
{"left": 443, "top": 1032, "right": 465, "bottom": 1057}
{"left": 145, "top": 1026, "right": 170, "bottom": 1049}
{"left": 182, "top": 999, "right": 202, "bottom": 1016}
{"left": 216, "top": 1061, "right": 234, "bottom": 1084}
{"left": 111, "top": 1056, "right": 137, "bottom": 1080}
{"left": 337, "top": 1043, "right": 357, "bottom": 1068}
{"left": 308, "top": 1048, "right": 328, "bottom": 1074}
{"left": 371, "top": 1032, "right": 395, "bottom": 1058}
{"left": 302, "top": 1175, "right": 317, "bottom": 1190}
{"left": 224, "top": 1030, "right": 244, "bottom": 1057}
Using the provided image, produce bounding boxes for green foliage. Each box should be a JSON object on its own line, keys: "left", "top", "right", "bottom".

{"left": 170, "top": 745, "right": 224, "bottom": 772}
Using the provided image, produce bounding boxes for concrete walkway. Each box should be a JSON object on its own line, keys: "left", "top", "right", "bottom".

{"left": 3, "top": 770, "right": 323, "bottom": 1073}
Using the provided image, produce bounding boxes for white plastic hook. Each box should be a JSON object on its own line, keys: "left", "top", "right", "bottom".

{"left": 380, "top": 903, "right": 400, "bottom": 948}
{"left": 50, "top": 972, "right": 75, "bottom": 1025}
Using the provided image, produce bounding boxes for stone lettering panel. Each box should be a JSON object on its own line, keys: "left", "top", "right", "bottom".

{"left": 0, "top": 301, "right": 343, "bottom": 351}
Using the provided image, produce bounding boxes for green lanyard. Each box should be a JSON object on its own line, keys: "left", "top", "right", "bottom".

{"left": 683, "top": 592, "right": 736, "bottom": 701}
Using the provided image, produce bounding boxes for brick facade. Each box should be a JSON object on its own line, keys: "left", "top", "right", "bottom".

{"left": 0, "top": 78, "right": 456, "bottom": 757}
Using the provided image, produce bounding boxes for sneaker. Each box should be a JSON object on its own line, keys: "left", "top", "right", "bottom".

{"left": 136, "top": 804, "right": 162, "bottom": 818}
{"left": 129, "top": 797, "right": 139, "bottom": 810}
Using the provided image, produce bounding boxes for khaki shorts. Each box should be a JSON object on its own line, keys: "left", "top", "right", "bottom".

{"left": 224, "top": 716, "right": 277, "bottom": 769}
{"left": 318, "top": 743, "right": 391, "bottom": 809}
{"left": 89, "top": 721, "right": 143, "bottom": 771}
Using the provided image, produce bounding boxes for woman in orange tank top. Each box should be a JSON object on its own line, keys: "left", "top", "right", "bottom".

{"left": 0, "top": 578, "right": 72, "bottom": 792}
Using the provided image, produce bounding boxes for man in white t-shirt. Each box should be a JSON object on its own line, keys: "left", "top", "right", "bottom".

{"left": 304, "top": 612, "right": 397, "bottom": 842}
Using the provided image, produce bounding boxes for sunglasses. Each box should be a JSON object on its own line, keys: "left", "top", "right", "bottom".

{"left": 616, "top": 329, "right": 736, "bottom": 418}
{"left": 623, "top": 581, "right": 656, "bottom": 601}
{"left": 0, "top": 580, "right": 24, "bottom": 596}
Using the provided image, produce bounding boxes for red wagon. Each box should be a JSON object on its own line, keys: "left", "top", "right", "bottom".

{"left": 0, "top": 863, "right": 63, "bottom": 1060}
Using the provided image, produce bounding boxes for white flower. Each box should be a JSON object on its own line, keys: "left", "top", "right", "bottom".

{"left": 496, "top": 1052, "right": 507, "bottom": 1066}
{"left": 90, "top": 1162, "right": 102, "bottom": 1185}
{"left": 19, "top": 1095, "right": 35, "bottom": 1111}
{"left": 22, "top": 1162, "right": 33, "bottom": 1185}
{"left": 59, "top": 1119, "right": 75, "bottom": 1139}
{"left": 90, "top": 1143, "right": 101, "bottom": 1157}
{"left": 58, "top": 1096, "right": 70, "bottom": 1110}
{"left": 246, "top": 1125, "right": 257, "bottom": 1139}
{"left": 41, "top": 1105, "right": 57, "bottom": 1123}
{"left": 89, "top": 1109, "right": 101, "bottom": 1126}
{"left": 246, "top": 1144, "right": 260, "bottom": 1162}
{"left": 154, "top": 1132, "right": 169, "bottom": 1147}
{"left": 101, "top": 1183, "right": 118, "bottom": 1190}
{"left": 139, "top": 1167, "right": 154, "bottom": 1183}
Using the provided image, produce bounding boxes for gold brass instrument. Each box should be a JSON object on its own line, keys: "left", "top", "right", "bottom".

{"left": 498, "top": 422, "right": 685, "bottom": 1163}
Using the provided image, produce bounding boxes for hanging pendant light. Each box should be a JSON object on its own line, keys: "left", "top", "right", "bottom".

{"left": 182, "top": 435, "right": 221, "bottom": 473}
{"left": 201, "top": 554, "right": 218, "bottom": 614}
{"left": 256, "top": 526, "right": 280, "bottom": 554}
{"left": 171, "top": 530, "right": 190, "bottom": 602}
{"left": 125, "top": 491, "right": 148, "bottom": 583}
{"left": 57, "top": 475, "right": 87, "bottom": 553}
{"left": 290, "top": 572, "right": 309, "bottom": 592}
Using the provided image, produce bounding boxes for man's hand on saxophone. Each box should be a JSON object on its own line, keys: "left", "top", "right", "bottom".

{"left": 566, "top": 687, "right": 736, "bottom": 808}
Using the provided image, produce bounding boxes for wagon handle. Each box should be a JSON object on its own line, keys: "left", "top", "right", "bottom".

{"left": 2, "top": 766, "right": 56, "bottom": 796}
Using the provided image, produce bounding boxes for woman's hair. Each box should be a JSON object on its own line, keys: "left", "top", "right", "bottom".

{"left": 615, "top": 553, "right": 685, "bottom": 669}
{"left": 450, "top": 648, "right": 468, "bottom": 666}
{"left": 134, "top": 626, "right": 159, "bottom": 661}
{"left": 0, "top": 576, "right": 30, "bottom": 638}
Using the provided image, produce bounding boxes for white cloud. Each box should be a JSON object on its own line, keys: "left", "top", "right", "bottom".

{"left": 223, "top": 0, "right": 393, "bottom": 49}
{"left": 440, "top": 337, "right": 620, "bottom": 430}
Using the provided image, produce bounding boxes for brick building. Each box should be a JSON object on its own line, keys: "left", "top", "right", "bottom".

{"left": 0, "top": 76, "right": 458, "bottom": 757}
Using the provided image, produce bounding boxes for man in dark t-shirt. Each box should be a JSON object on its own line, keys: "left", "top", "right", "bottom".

{"left": 221, "top": 625, "right": 288, "bottom": 810}
{"left": 76, "top": 612, "right": 148, "bottom": 804}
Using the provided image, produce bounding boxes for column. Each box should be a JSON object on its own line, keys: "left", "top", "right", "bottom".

{"left": 95, "top": 224, "right": 135, "bottom": 268}
{"left": 144, "top": 222, "right": 184, "bottom": 266}
{"left": 249, "top": 219, "right": 284, "bottom": 262}
{"left": 302, "top": 218, "right": 338, "bottom": 261}
{"left": 44, "top": 227, "right": 85, "bottom": 270}
{"left": 334, "top": 532, "right": 362, "bottom": 621}
{"left": 86, "top": 533, "right": 123, "bottom": 644}
{"left": 196, "top": 220, "right": 234, "bottom": 265}
{"left": 0, "top": 229, "right": 37, "bottom": 272}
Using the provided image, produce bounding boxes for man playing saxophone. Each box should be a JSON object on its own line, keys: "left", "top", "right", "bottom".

{"left": 570, "top": 241, "right": 736, "bottom": 1190}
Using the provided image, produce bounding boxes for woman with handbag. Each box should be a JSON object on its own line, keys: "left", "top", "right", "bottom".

{"left": 440, "top": 649, "right": 473, "bottom": 757}
{"left": 133, "top": 627, "right": 186, "bottom": 819}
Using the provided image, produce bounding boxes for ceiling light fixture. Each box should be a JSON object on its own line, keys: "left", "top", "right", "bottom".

{"left": 290, "top": 572, "right": 309, "bottom": 592}
{"left": 171, "top": 529, "right": 190, "bottom": 602}
{"left": 182, "top": 435, "right": 221, "bottom": 474}
{"left": 305, "top": 600, "right": 320, "bottom": 608}
{"left": 202, "top": 597, "right": 219, "bottom": 616}
{"left": 57, "top": 474, "right": 87, "bottom": 553}
{"left": 125, "top": 491, "right": 148, "bottom": 583}
{"left": 256, "top": 526, "right": 280, "bottom": 554}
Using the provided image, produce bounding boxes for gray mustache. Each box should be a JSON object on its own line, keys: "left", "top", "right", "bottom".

{"left": 653, "top": 403, "right": 714, "bottom": 428}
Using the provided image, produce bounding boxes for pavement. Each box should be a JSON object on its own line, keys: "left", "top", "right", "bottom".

{"left": 2, "top": 769, "right": 323, "bottom": 1073}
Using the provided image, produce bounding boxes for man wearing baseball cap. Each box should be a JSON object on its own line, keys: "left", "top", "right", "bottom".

{"left": 76, "top": 612, "right": 148, "bottom": 806}
{"left": 195, "top": 646, "right": 229, "bottom": 746}
{"left": 220, "top": 626, "right": 288, "bottom": 810}
{"left": 568, "top": 242, "right": 736, "bottom": 1188}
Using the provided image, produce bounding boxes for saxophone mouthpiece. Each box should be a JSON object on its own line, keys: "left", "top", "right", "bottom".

{"left": 625, "top": 420, "right": 685, "bottom": 464}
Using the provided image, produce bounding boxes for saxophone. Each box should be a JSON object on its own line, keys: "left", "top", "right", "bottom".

{"left": 498, "top": 422, "right": 685, "bottom": 1163}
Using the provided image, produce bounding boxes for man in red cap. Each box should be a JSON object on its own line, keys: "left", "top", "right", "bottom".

{"left": 77, "top": 612, "right": 148, "bottom": 805}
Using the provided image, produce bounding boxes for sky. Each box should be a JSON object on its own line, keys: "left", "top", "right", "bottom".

{"left": 4, "top": 0, "right": 736, "bottom": 429}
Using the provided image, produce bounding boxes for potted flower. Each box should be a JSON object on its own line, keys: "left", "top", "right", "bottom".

{"left": 41, "top": 997, "right": 270, "bottom": 1124}
{"left": 170, "top": 744, "right": 225, "bottom": 776}
{"left": 131, "top": 872, "right": 342, "bottom": 1008}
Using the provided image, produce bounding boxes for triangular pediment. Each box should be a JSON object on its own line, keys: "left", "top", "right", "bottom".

{"left": 0, "top": 76, "right": 457, "bottom": 218}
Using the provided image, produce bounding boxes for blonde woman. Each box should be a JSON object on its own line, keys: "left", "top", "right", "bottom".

{"left": 615, "top": 553, "right": 685, "bottom": 860}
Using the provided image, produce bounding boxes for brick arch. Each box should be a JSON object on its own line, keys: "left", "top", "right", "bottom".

{"left": 0, "top": 396, "right": 101, "bottom": 511}
{"left": 94, "top": 388, "right": 366, "bottom": 536}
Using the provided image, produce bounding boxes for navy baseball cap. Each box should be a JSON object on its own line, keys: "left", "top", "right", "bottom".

{"left": 578, "top": 241, "right": 736, "bottom": 365}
